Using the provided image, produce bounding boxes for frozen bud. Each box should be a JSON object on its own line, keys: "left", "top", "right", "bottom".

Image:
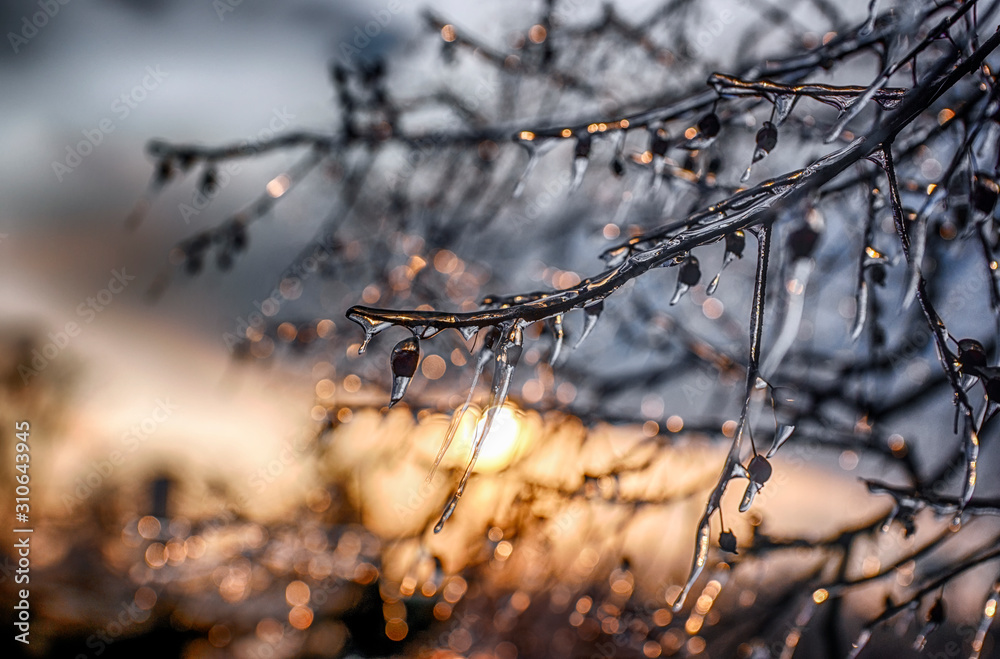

{"left": 679, "top": 256, "right": 701, "bottom": 286}
{"left": 388, "top": 336, "right": 420, "bottom": 407}
{"left": 927, "top": 597, "right": 945, "bottom": 624}
{"left": 748, "top": 455, "right": 772, "bottom": 484}
{"left": 788, "top": 224, "right": 820, "bottom": 260}
{"left": 725, "top": 230, "right": 746, "bottom": 258}
{"left": 651, "top": 128, "right": 670, "bottom": 157}
{"left": 719, "top": 530, "right": 738, "bottom": 554}
{"left": 698, "top": 112, "right": 721, "bottom": 138}
{"left": 972, "top": 172, "right": 999, "bottom": 215}
{"left": 391, "top": 337, "right": 420, "bottom": 377}
{"left": 755, "top": 121, "right": 778, "bottom": 153}
{"left": 869, "top": 262, "right": 886, "bottom": 286}
{"left": 957, "top": 338, "right": 987, "bottom": 372}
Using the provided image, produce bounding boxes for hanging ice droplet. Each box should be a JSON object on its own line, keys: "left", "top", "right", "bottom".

{"left": 707, "top": 230, "right": 745, "bottom": 295}
{"left": 846, "top": 629, "right": 872, "bottom": 659}
{"left": 434, "top": 324, "right": 523, "bottom": 533}
{"left": 650, "top": 126, "right": 669, "bottom": 189}
{"left": 972, "top": 172, "right": 999, "bottom": 215}
{"left": 741, "top": 121, "right": 778, "bottom": 182}
{"left": 861, "top": 0, "right": 880, "bottom": 36}
{"left": 850, "top": 280, "right": 869, "bottom": 341}
{"left": 765, "top": 425, "right": 795, "bottom": 458}
{"left": 772, "top": 94, "right": 798, "bottom": 126}
{"left": 673, "top": 518, "right": 711, "bottom": 612}
{"left": 699, "top": 112, "right": 720, "bottom": 138}
{"left": 719, "top": 529, "right": 738, "bottom": 554}
{"left": 683, "top": 112, "right": 721, "bottom": 149}
{"left": 429, "top": 328, "right": 499, "bottom": 481}
{"left": 970, "top": 583, "right": 1000, "bottom": 659}
{"left": 574, "top": 300, "right": 604, "bottom": 348}
{"left": 347, "top": 309, "right": 393, "bottom": 354}
{"left": 388, "top": 336, "right": 420, "bottom": 407}
{"left": 549, "top": 314, "right": 565, "bottom": 364}
{"left": 670, "top": 256, "right": 701, "bottom": 305}
{"left": 571, "top": 134, "right": 591, "bottom": 191}
{"left": 611, "top": 130, "right": 626, "bottom": 176}
{"left": 740, "top": 455, "right": 772, "bottom": 511}
{"left": 914, "top": 597, "right": 945, "bottom": 650}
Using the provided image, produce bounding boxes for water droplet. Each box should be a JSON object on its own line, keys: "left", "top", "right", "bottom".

{"left": 388, "top": 336, "right": 419, "bottom": 407}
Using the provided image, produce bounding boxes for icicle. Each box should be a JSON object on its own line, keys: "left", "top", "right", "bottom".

{"left": 673, "top": 519, "right": 711, "bottom": 611}
{"left": 434, "top": 323, "right": 523, "bottom": 533}
{"left": 670, "top": 256, "right": 701, "bottom": 305}
{"left": 611, "top": 130, "right": 626, "bottom": 176}
{"left": 347, "top": 310, "right": 394, "bottom": 354}
{"left": 549, "top": 314, "right": 565, "bottom": 364}
{"left": 574, "top": 300, "right": 604, "bottom": 348}
{"left": 388, "top": 336, "right": 419, "bottom": 407}
{"left": 846, "top": 629, "right": 872, "bottom": 659}
{"left": 970, "top": 579, "right": 1000, "bottom": 659}
{"left": 739, "top": 455, "right": 772, "bottom": 512}
{"left": 851, "top": 280, "right": 870, "bottom": 341}
{"left": 741, "top": 121, "right": 778, "bottom": 182}
{"left": 512, "top": 139, "right": 557, "bottom": 198}
{"left": 708, "top": 230, "right": 745, "bottom": 295}
{"left": 761, "top": 258, "right": 812, "bottom": 379}
{"left": 914, "top": 596, "right": 945, "bottom": 650}
{"left": 956, "top": 413, "right": 981, "bottom": 526}
{"left": 904, "top": 211, "right": 927, "bottom": 309}
{"left": 766, "top": 425, "right": 795, "bottom": 458}
{"left": 429, "top": 328, "right": 499, "bottom": 480}
{"left": 571, "top": 133, "right": 591, "bottom": 191}
{"left": 650, "top": 125, "right": 669, "bottom": 190}
{"left": 861, "top": 0, "right": 879, "bottom": 35}
{"left": 772, "top": 94, "right": 798, "bottom": 127}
